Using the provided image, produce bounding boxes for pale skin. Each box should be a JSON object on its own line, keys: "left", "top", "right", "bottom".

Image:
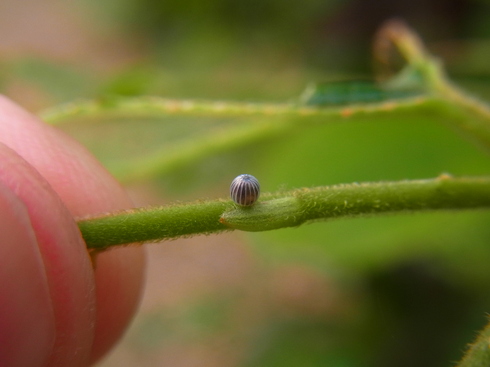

{"left": 0, "top": 96, "right": 146, "bottom": 366}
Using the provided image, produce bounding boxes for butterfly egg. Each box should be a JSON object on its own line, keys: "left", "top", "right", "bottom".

{"left": 230, "top": 174, "right": 260, "bottom": 206}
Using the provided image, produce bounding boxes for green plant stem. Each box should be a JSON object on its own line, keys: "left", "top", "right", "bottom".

{"left": 456, "top": 318, "right": 490, "bottom": 367}
{"left": 79, "top": 200, "right": 230, "bottom": 250}
{"left": 40, "top": 95, "right": 427, "bottom": 123}
{"left": 78, "top": 175, "right": 490, "bottom": 250}
{"left": 375, "top": 20, "right": 490, "bottom": 151}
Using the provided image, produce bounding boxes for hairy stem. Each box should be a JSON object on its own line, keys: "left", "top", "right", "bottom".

{"left": 78, "top": 175, "right": 490, "bottom": 250}
{"left": 456, "top": 318, "right": 490, "bottom": 367}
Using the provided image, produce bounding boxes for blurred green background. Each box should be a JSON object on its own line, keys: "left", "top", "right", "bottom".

{"left": 1, "top": 0, "right": 490, "bottom": 366}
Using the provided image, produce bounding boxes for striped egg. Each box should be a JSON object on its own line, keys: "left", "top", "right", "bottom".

{"left": 230, "top": 174, "right": 260, "bottom": 206}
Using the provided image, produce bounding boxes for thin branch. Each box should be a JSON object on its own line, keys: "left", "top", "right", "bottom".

{"left": 78, "top": 175, "right": 490, "bottom": 250}
{"left": 40, "top": 95, "right": 428, "bottom": 124}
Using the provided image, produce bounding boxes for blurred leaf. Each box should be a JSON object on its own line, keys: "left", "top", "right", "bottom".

{"left": 300, "top": 78, "right": 423, "bottom": 106}
{"left": 100, "top": 67, "right": 157, "bottom": 97}
{"left": 9, "top": 58, "right": 97, "bottom": 102}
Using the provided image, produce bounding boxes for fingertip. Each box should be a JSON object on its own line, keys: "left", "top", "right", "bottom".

{"left": 0, "top": 144, "right": 96, "bottom": 366}
{"left": 0, "top": 181, "right": 55, "bottom": 367}
{"left": 0, "top": 95, "right": 146, "bottom": 363}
